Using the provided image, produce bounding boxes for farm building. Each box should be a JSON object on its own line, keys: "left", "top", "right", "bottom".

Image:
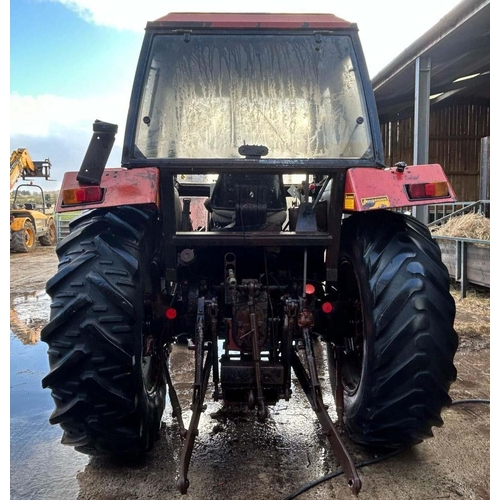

{"left": 372, "top": 0, "right": 490, "bottom": 202}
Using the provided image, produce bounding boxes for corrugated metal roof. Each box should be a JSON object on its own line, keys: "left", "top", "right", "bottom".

{"left": 372, "top": 0, "right": 490, "bottom": 121}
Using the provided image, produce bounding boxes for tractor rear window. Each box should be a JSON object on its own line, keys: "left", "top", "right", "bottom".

{"left": 134, "top": 34, "right": 373, "bottom": 160}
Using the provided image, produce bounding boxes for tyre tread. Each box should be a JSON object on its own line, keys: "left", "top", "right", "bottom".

{"left": 339, "top": 211, "right": 457, "bottom": 448}
{"left": 41, "top": 207, "right": 165, "bottom": 456}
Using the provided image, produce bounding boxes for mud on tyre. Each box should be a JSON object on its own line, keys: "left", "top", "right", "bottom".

{"left": 41, "top": 206, "right": 166, "bottom": 455}
{"left": 328, "top": 211, "right": 458, "bottom": 449}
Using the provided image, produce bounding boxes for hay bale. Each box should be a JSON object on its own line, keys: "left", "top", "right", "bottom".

{"left": 430, "top": 212, "right": 490, "bottom": 241}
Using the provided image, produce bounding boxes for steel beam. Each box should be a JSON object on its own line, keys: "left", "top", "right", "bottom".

{"left": 412, "top": 56, "right": 431, "bottom": 224}
{"left": 480, "top": 137, "right": 490, "bottom": 217}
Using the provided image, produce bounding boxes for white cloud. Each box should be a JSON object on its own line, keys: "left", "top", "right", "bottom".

{"left": 10, "top": 92, "right": 130, "bottom": 142}
{"left": 49, "top": 0, "right": 175, "bottom": 31}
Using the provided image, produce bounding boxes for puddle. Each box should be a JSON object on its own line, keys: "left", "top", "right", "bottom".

{"left": 10, "top": 333, "right": 88, "bottom": 500}
{"left": 10, "top": 289, "right": 51, "bottom": 345}
{"left": 10, "top": 278, "right": 87, "bottom": 499}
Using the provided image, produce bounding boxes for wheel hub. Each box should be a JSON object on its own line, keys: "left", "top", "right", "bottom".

{"left": 338, "top": 261, "right": 364, "bottom": 396}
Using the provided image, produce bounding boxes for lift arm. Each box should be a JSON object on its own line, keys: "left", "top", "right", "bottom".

{"left": 10, "top": 148, "right": 51, "bottom": 190}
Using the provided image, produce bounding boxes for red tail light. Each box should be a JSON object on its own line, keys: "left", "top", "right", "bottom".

{"left": 62, "top": 186, "right": 104, "bottom": 205}
{"left": 407, "top": 182, "right": 449, "bottom": 200}
{"left": 166, "top": 308, "right": 177, "bottom": 320}
{"left": 321, "top": 302, "right": 334, "bottom": 314}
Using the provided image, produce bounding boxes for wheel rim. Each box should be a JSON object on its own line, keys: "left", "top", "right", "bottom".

{"left": 338, "top": 260, "right": 364, "bottom": 396}
{"left": 25, "top": 226, "right": 35, "bottom": 248}
{"left": 141, "top": 295, "right": 164, "bottom": 396}
{"left": 142, "top": 354, "right": 162, "bottom": 394}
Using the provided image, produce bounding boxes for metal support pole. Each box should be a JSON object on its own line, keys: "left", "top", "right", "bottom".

{"left": 480, "top": 137, "right": 490, "bottom": 217}
{"left": 412, "top": 56, "right": 431, "bottom": 224}
{"left": 455, "top": 240, "right": 462, "bottom": 282}
{"left": 460, "top": 241, "right": 468, "bottom": 299}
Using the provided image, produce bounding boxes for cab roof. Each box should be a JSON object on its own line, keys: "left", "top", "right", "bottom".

{"left": 147, "top": 12, "right": 353, "bottom": 30}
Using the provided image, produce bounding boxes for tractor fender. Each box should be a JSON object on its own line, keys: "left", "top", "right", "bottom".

{"left": 55, "top": 167, "right": 161, "bottom": 213}
{"left": 342, "top": 164, "right": 456, "bottom": 212}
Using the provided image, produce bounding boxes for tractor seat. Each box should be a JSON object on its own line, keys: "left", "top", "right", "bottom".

{"left": 208, "top": 173, "right": 287, "bottom": 231}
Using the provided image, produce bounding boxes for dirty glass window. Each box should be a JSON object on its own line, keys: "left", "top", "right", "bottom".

{"left": 135, "top": 34, "right": 373, "bottom": 159}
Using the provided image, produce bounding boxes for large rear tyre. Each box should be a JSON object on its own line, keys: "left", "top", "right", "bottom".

{"left": 11, "top": 221, "right": 36, "bottom": 253}
{"left": 39, "top": 219, "right": 57, "bottom": 246}
{"left": 41, "top": 206, "right": 166, "bottom": 455}
{"left": 328, "top": 211, "right": 458, "bottom": 449}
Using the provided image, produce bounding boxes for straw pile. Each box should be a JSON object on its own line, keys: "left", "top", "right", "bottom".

{"left": 430, "top": 212, "right": 490, "bottom": 241}
{"left": 451, "top": 282, "right": 490, "bottom": 340}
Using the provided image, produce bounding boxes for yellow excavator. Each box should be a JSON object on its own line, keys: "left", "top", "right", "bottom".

{"left": 10, "top": 148, "right": 57, "bottom": 253}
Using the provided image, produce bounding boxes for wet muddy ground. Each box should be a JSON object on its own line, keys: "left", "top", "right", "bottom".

{"left": 10, "top": 246, "right": 491, "bottom": 500}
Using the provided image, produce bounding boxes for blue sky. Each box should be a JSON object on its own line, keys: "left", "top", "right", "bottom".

{"left": 10, "top": 0, "right": 466, "bottom": 190}
{"left": 11, "top": 2, "right": 142, "bottom": 98}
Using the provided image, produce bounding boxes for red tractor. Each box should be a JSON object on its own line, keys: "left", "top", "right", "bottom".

{"left": 41, "top": 13, "right": 458, "bottom": 495}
